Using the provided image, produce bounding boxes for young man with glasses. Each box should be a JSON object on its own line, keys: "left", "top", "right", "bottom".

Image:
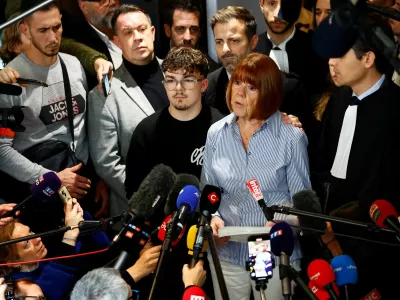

{"left": 125, "top": 46, "right": 223, "bottom": 198}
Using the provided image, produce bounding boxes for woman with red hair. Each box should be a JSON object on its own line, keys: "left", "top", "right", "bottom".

{"left": 201, "top": 53, "right": 311, "bottom": 300}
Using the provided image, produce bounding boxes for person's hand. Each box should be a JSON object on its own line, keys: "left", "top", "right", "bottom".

{"left": 94, "top": 179, "right": 109, "bottom": 218}
{"left": 182, "top": 260, "right": 207, "bottom": 288}
{"left": 281, "top": 112, "right": 303, "bottom": 130}
{"left": 0, "top": 203, "right": 19, "bottom": 228}
{"left": 0, "top": 277, "right": 7, "bottom": 300}
{"left": 94, "top": 58, "right": 113, "bottom": 93}
{"left": 127, "top": 245, "right": 162, "bottom": 282}
{"left": 56, "top": 163, "right": 91, "bottom": 199}
{"left": 210, "top": 216, "right": 229, "bottom": 247}
{"left": 265, "top": 221, "right": 277, "bottom": 227}
{"left": 0, "top": 67, "right": 20, "bottom": 85}
{"left": 63, "top": 198, "right": 84, "bottom": 243}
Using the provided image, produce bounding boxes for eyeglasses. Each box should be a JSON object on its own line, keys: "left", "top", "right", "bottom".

{"left": 81, "top": 0, "right": 112, "bottom": 8}
{"left": 162, "top": 78, "right": 203, "bottom": 91}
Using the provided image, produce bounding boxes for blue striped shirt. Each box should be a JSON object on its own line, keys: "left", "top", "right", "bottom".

{"left": 200, "top": 111, "right": 311, "bottom": 266}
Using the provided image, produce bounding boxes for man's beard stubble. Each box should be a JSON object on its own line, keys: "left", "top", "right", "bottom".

{"left": 31, "top": 38, "right": 60, "bottom": 57}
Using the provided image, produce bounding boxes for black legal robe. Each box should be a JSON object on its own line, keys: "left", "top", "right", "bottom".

{"left": 315, "top": 78, "right": 400, "bottom": 299}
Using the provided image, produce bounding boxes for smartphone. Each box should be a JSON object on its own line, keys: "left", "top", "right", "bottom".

{"left": 248, "top": 234, "right": 274, "bottom": 281}
{"left": 17, "top": 77, "right": 48, "bottom": 87}
{"left": 102, "top": 74, "right": 111, "bottom": 97}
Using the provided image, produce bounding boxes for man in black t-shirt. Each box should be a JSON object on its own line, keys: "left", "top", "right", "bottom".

{"left": 125, "top": 47, "right": 223, "bottom": 198}
{"left": 124, "top": 46, "right": 222, "bottom": 300}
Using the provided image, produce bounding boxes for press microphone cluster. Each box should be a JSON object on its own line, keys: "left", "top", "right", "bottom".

{"left": 308, "top": 259, "right": 340, "bottom": 300}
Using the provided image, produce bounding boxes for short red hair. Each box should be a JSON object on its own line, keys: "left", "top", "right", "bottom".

{"left": 226, "top": 53, "right": 283, "bottom": 120}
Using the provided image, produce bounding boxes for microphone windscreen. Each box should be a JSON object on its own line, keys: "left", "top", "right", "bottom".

{"left": 187, "top": 225, "right": 209, "bottom": 255}
{"left": 270, "top": 221, "right": 294, "bottom": 256}
{"left": 182, "top": 286, "right": 206, "bottom": 300}
{"left": 165, "top": 174, "right": 200, "bottom": 216}
{"left": 199, "top": 184, "right": 221, "bottom": 214}
{"left": 30, "top": 172, "right": 62, "bottom": 200}
{"left": 370, "top": 199, "right": 399, "bottom": 228}
{"left": 293, "top": 190, "right": 326, "bottom": 234}
{"left": 128, "top": 164, "right": 176, "bottom": 220}
{"left": 157, "top": 214, "right": 186, "bottom": 247}
{"left": 312, "top": 13, "right": 358, "bottom": 58}
{"left": 330, "top": 255, "right": 358, "bottom": 286}
{"left": 177, "top": 185, "right": 200, "bottom": 213}
{"left": 308, "top": 259, "right": 336, "bottom": 288}
{"left": 0, "top": 83, "right": 23, "bottom": 96}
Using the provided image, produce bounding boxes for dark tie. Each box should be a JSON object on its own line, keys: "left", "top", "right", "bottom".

{"left": 350, "top": 96, "right": 361, "bottom": 106}
{"left": 273, "top": 47, "right": 281, "bottom": 51}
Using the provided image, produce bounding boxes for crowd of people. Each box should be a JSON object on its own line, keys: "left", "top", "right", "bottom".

{"left": 0, "top": 0, "right": 399, "bottom": 299}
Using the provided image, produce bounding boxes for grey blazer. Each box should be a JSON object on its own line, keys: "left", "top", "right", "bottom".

{"left": 87, "top": 62, "right": 159, "bottom": 216}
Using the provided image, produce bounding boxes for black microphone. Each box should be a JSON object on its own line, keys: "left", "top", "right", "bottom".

{"left": 292, "top": 190, "right": 343, "bottom": 259}
{"left": 0, "top": 83, "right": 22, "bottom": 96}
{"left": 246, "top": 178, "right": 274, "bottom": 221}
{"left": 190, "top": 184, "right": 221, "bottom": 268}
{"left": 111, "top": 164, "right": 176, "bottom": 270}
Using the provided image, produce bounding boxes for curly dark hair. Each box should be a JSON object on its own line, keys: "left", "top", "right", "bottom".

{"left": 161, "top": 46, "right": 209, "bottom": 77}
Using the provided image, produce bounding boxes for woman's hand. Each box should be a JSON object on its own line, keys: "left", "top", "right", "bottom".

{"left": 127, "top": 244, "right": 162, "bottom": 282}
{"left": 210, "top": 216, "right": 230, "bottom": 247}
{"left": 63, "top": 198, "right": 84, "bottom": 244}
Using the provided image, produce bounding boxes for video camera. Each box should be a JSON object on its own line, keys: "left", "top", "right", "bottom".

{"left": 0, "top": 107, "right": 25, "bottom": 132}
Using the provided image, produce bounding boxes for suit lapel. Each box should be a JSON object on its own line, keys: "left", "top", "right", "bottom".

{"left": 116, "top": 65, "right": 155, "bottom": 116}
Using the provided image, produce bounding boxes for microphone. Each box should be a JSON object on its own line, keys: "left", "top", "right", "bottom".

{"left": 293, "top": 190, "right": 343, "bottom": 259}
{"left": 0, "top": 82, "right": 23, "bottom": 96}
{"left": 270, "top": 221, "right": 294, "bottom": 299}
{"left": 330, "top": 255, "right": 357, "bottom": 300}
{"left": 182, "top": 286, "right": 206, "bottom": 300}
{"left": 308, "top": 281, "right": 340, "bottom": 300}
{"left": 190, "top": 185, "right": 221, "bottom": 268}
{"left": 175, "top": 185, "right": 200, "bottom": 231}
{"left": 308, "top": 259, "right": 339, "bottom": 300}
{"left": 112, "top": 164, "right": 176, "bottom": 247}
{"left": 1, "top": 172, "right": 62, "bottom": 219}
{"left": 369, "top": 199, "right": 400, "bottom": 240}
{"left": 187, "top": 225, "right": 209, "bottom": 268}
{"left": 157, "top": 214, "right": 186, "bottom": 247}
{"left": 246, "top": 178, "right": 273, "bottom": 221}
{"left": 164, "top": 173, "right": 200, "bottom": 216}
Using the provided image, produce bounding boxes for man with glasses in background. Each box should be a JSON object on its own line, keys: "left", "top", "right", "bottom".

{"left": 124, "top": 45, "right": 220, "bottom": 300}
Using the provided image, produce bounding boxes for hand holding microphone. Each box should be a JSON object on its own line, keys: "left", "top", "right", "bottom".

{"left": 183, "top": 260, "right": 207, "bottom": 288}
{"left": 127, "top": 244, "right": 162, "bottom": 282}
{"left": 0, "top": 203, "right": 19, "bottom": 227}
{"left": 62, "top": 198, "right": 84, "bottom": 246}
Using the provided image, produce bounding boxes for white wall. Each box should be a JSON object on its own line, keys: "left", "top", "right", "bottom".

{"left": 206, "top": 0, "right": 268, "bottom": 62}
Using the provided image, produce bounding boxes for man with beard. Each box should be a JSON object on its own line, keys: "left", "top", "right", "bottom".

{"left": 0, "top": 1, "right": 99, "bottom": 227}
{"left": 88, "top": 4, "right": 170, "bottom": 217}
{"left": 162, "top": 0, "right": 220, "bottom": 71}
{"left": 205, "top": 6, "right": 312, "bottom": 120}
{"left": 62, "top": 0, "right": 121, "bottom": 88}
{"left": 256, "top": 0, "right": 326, "bottom": 96}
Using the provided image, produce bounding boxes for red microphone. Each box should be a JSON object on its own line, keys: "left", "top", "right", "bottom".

{"left": 158, "top": 214, "right": 186, "bottom": 247}
{"left": 182, "top": 286, "right": 206, "bottom": 300}
{"left": 369, "top": 200, "right": 400, "bottom": 239}
{"left": 308, "top": 259, "right": 339, "bottom": 300}
{"left": 246, "top": 178, "right": 273, "bottom": 221}
{"left": 308, "top": 281, "right": 340, "bottom": 300}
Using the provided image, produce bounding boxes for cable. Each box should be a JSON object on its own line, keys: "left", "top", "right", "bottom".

{"left": 290, "top": 224, "right": 400, "bottom": 247}
{"left": 0, "top": 247, "right": 109, "bottom": 267}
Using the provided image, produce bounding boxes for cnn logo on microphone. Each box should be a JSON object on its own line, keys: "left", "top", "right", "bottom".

{"left": 190, "top": 296, "right": 205, "bottom": 300}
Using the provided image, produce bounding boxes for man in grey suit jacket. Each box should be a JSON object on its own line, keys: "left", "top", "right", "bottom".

{"left": 87, "top": 4, "right": 169, "bottom": 217}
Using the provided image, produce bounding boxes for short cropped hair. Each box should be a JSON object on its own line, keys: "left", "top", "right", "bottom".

{"left": 164, "top": 0, "right": 202, "bottom": 27}
{"left": 14, "top": 278, "right": 41, "bottom": 296}
{"left": 226, "top": 53, "right": 283, "bottom": 120}
{"left": 70, "top": 268, "right": 129, "bottom": 300}
{"left": 210, "top": 6, "right": 257, "bottom": 41}
{"left": 351, "top": 13, "right": 394, "bottom": 75}
{"left": 111, "top": 4, "right": 152, "bottom": 34}
{"left": 161, "top": 46, "right": 209, "bottom": 77}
